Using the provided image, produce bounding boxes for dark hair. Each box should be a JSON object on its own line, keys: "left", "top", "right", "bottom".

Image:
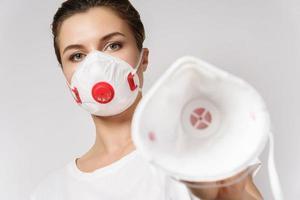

{"left": 51, "top": 0, "right": 145, "bottom": 65}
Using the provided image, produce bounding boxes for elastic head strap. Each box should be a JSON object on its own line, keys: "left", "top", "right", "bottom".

{"left": 138, "top": 87, "right": 143, "bottom": 93}
{"left": 268, "top": 131, "right": 284, "bottom": 200}
{"left": 66, "top": 80, "right": 72, "bottom": 90}
{"left": 133, "top": 48, "right": 144, "bottom": 74}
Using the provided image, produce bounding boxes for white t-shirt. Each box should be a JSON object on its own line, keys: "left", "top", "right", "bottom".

{"left": 30, "top": 150, "right": 261, "bottom": 200}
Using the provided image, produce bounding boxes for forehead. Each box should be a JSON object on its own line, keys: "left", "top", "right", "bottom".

{"left": 58, "top": 7, "right": 131, "bottom": 50}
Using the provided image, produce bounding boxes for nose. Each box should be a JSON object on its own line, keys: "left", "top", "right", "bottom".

{"left": 92, "top": 82, "right": 115, "bottom": 104}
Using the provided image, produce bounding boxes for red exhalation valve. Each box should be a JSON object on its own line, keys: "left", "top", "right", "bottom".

{"left": 127, "top": 72, "right": 138, "bottom": 91}
{"left": 72, "top": 87, "right": 82, "bottom": 104}
{"left": 92, "top": 82, "right": 115, "bottom": 104}
{"left": 148, "top": 131, "right": 156, "bottom": 142}
{"left": 190, "top": 107, "right": 212, "bottom": 130}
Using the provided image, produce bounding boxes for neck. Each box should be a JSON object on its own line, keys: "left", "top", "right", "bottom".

{"left": 90, "top": 93, "right": 142, "bottom": 155}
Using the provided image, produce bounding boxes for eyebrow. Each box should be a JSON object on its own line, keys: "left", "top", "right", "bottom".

{"left": 62, "top": 32, "right": 126, "bottom": 55}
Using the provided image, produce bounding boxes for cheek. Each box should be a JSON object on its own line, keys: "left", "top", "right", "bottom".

{"left": 62, "top": 67, "right": 76, "bottom": 84}
{"left": 116, "top": 48, "right": 139, "bottom": 69}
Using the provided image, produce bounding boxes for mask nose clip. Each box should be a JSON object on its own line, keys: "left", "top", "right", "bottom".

{"left": 92, "top": 82, "right": 115, "bottom": 104}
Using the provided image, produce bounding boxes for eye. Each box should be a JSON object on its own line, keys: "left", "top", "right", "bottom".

{"left": 69, "top": 53, "right": 86, "bottom": 62}
{"left": 104, "top": 42, "right": 123, "bottom": 52}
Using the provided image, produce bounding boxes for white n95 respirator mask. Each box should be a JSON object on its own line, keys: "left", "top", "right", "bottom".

{"left": 66, "top": 49, "right": 144, "bottom": 117}
{"left": 132, "top": 56, "right": 284, "bottom": 200}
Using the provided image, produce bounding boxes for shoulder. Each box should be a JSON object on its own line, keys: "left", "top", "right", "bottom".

{"left": 30, "top": 165, "right": 68, "bottom": 200}
{"left": 134, "top": 152, "right": 194, "bottom": 199}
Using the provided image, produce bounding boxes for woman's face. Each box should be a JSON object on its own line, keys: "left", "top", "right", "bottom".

{"left": 57, "top": 7, "right": 148, "bottom": 86}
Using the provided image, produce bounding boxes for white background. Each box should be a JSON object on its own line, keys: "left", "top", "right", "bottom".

{"left": 0, "top": 0, "right": 299, "bottom": 199}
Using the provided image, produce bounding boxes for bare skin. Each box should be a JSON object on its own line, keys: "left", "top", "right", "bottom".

{"left": 57, "top": 6, "right": 263, "bottom": 200}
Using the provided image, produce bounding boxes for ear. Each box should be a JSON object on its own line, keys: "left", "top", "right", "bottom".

{"left": 141, "top": 48, "right": 149, "bottom": 72}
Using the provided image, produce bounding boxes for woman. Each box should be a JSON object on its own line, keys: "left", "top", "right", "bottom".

{"left": 30, "top": 0, "right": 263, "bottom": 199}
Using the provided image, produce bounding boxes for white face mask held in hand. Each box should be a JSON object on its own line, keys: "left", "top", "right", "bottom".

{"left": 132, "top": 56, "right": 284, "bottom": 200}
{"left": 66, "top": 49, "right": 144, "bottom": 117}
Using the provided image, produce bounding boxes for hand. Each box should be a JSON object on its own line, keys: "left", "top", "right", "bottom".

{"left": 180, "top": 165, "right": 263, "bottom": 200}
